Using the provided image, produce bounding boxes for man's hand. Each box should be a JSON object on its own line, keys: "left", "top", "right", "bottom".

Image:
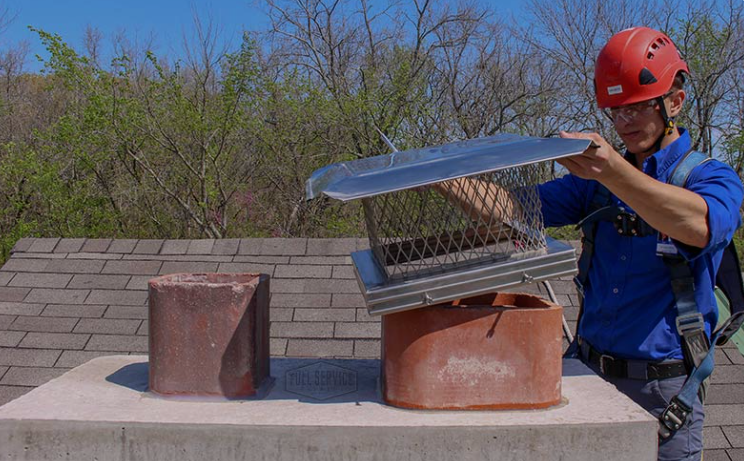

{"left": 556, "top": 131, "right": 625, "bottom": 181}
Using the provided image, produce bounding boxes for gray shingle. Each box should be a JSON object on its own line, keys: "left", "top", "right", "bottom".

{"left": 293, "top": 309, "right": 355, "bottom": 322}
{"left": 55, "top": 350, "right": 119, "bottom": 368}
{"left": 123, "top": 254, "right": 231, "bottom": 262}
{"left": 11, "top": 238, "right": 35, "bottom": 253}
{"left": 126, "top": 276, "right": 153, "bottom": 290}
{"left": 353, "top": 340, "right": 381, "bottom": 358}
{"left": 705, "top": 426, "right": 732, "bottom": 449}
{"left": 24, "top": 288, "right": 89, "bottom": 305}
{"left": 0, "top": 385, "right": 33, "bottom": 406}
{"left": 27, "top": 238, "right": 60, "bottom": 253}
{"left": 0, "top": 287, "right": 30, "bottom": 302}
{"left": 102, "top": 260, "right": 162, "bottom": 275}
{"left": 104, "top": 305, "right": 148, "bottom": 319}
{"left": 270, "top": 308, "right": 294, "bottom": 322}
{"left": 270, "top": 338, "right": 287, "bottom": 356}
{"left": 42, "top": 304, "right": 107, "bottom": 318}
{"left": 334, "top": 322, "right": 381, "bottom": 339}
{"left": 53, "top": 238, "right": 86, "bottom": 254}
{"left": 302, "top": 279, "right": 361, "bottom": 294}
{"left": 271, "top": 322, "right": 334, "bottom": 338}
{"left": 0, "top": 272, "right": 13, "bottom": 286}
{"left": 706, "top": 404, "right": 744, "bottom": 426}
{"left": 8, "top": 273, "right": 72, "bottom": 288}
{"left": 285, "top": 339, "right": 353, "bottom": 358}
{"left": 702, "top": 449, "right": 732, "bottom": 461}
{"left": 73, "top": 318, "right": 141, "bottom": 335}
{"left": 0, "top": 331, "right": 26, "bottom": 347}
{"left": 137, "top": 321, "right": 148, "bottom": 336}
{"left": 722, "top": 426, "right": 744, "bottom": 448}
{"left": 160, "top": 261, "right": 219, "bottom": 274}
{"left": 106, "top": 239, "right": 138, "bottom": 254}
{"left": 306, "top": 238, "right": 357, "bottom": 256}
{"left": 289, "top": 256, "right": 350, "bottom": 265}
{"left": 187, "top": 239, "right": 215, "bottom": 255}
{"left": 132, "top": 239, "right": 164, "bottom": 254}
{"left": 355, "top": 309, "right": 379, "bottom": 322}
{"left": 0, "top": 259, "right": 49, "bottom": 272}
{"left": 67, "top": 253, "right": 123, "bottom": 260}
{"left": 85, "top": 334, "right": 148, "bottom": 352}
{"left": 211, "top": 239, "right": 240, "bottom": 255}
{"left": 86, "top": 290, "right": 147, "bottom": 306}
{"left": 7, "top": 253, "right": 66, "bottom": 260}
{"left": 68, "top": 274, "right": 130, "bottom": 290}
{"left": 332, "top": 294, "right": 367, "bottom": 308}
{"left": 80, "top": 238, "right": 112, "bottom": 253}
{"left": 0, "top": 314, "right": 15, "bottom": 329}
{"left": 274, "top": 265, "right": 332, "bottom": 279}
{"left": 233, "top": 255, "right": 290, "bottom": 264}
{"left": 217, "top": 263, "right": 275, "bottom": 275}
{"left": 0, "top": 348, "right": 61, "bottom": 367}
{"left": 9, "top": 316, "right": 79, "bottom": 333}
{"left": 44, "top": 259, "right": 106, "bottom": 274}
{"left": 269, "top": 279, "right": 305, "bottom": 293}
{"left": 0, "top": 302, "right": 45, "bottom": 316}
{"left": 331, "top": 265, "right": 356, "bottom": 279}
{"left": 0, "top": 367, "right": 68, "bottom": 386}
{"left": 726, "top": 349, "right": 744, "bottom": 365}
{"left": 270, "top": 294, "right": 331, "bottom": 309}
{"left": 717, "top": 348, "right": 733, "bottom": 365}
{"left": 729, "top": 448, "right": 744, "bottom": 461}
{"left": 19, "top": 332, "right": 90, "bottom": 350}
{"left": 238, "top": 238, "right": 264, "bottom": 255}
{"left": 711, "top": 365, "right": 744, "bottom": 384}
{"left": 260, "top": 238, "right": 306, "bottom": 256}
{"left": 160, "top": 240, "right": 190, "bottom": 255}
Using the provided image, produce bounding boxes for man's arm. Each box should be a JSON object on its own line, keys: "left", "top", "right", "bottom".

{"left": 432, "top": 177, "right": 519, "bottom": 225}
{"left": 557, "top": 132, "right": 709, "bottom": 248}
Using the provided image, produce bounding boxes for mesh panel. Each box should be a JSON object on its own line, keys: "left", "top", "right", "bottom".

{"left": 363, "top": 164, "right": 546, "bottom": 282}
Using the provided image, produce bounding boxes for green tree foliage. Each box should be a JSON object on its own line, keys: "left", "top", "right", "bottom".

{"left": 0, "top": 0, "right": 743, "bottom": 262}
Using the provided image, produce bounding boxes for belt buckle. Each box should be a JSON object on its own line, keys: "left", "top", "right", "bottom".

{"left": 599, "top": 354, "right": 614, "bottom": 375}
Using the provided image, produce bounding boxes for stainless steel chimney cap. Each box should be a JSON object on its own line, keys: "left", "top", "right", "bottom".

{"left": 306, "top": 134, "right": 589, "bottom": 315}
{"left": 306, "top": 134, "right": 591, "bottom": 201}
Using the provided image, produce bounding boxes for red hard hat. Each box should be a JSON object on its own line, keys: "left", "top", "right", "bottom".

{"left": 595, "top": 27, "right": 689, "bottom": 109}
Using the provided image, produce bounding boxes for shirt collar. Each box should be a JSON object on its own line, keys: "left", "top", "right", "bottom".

{"left": 623, "top": 128, "right": 691, "bottom": 180}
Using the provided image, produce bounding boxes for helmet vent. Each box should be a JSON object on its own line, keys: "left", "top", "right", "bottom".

{"left": 639, "top": 68, "right": 658, "bottom": 85}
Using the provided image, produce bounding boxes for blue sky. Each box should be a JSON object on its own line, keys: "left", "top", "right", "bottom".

{"left": 1, "top": 0, "right": 527, "bottom": 72}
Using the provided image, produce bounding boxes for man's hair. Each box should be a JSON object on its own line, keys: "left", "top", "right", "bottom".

{"left": 671, "top": 72, "right": 686, "bottom": 91}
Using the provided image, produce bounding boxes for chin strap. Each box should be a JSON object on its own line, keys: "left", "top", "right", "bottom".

{"left": 651, "top": 95, "right": 676, "bottom": 152}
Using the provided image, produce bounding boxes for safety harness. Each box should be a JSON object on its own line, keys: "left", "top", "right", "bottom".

{"left": 568, "top": 149, "right": 744, "bottom": 439}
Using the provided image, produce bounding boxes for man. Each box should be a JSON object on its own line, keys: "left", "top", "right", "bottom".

{"left": 541, "top": 27, "right": 743, "bottom": 460}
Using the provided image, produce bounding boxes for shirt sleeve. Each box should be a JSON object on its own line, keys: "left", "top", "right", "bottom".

{"left": 674, "top": 159, "right": 743, "bottom": 260}
{"left": 536, "top": 174, "right": 592, "bottom": 228}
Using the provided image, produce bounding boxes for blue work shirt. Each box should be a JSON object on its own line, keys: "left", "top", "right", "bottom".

{"left": 538, "top": 129, "right": 743, "bottom": 361}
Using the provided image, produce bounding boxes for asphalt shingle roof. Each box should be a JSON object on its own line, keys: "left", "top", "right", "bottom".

{"left": 0, "top": 237, "right": 743, "bottom": 459}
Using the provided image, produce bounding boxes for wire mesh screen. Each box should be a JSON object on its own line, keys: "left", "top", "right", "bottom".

{"left": 362, "top": 164, "right": 546, "bottom": 282}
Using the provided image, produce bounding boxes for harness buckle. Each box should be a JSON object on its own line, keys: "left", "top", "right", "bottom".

{"left": 676, "top": 312, "right": 705, "bottom": 336}
{"left": 659, "top": 396, "right": 691, "bottom": 439}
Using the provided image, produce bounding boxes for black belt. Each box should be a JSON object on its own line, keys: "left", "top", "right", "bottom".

{"left": 579, "top": 339, "right": 688, "bottom": 380}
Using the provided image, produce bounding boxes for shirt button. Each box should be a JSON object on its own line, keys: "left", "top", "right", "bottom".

{"left": 620, "top": 255, "right": 627, "bottom": 261}
{"left": 612, "top": 288, "right": 619, "bottom": 294}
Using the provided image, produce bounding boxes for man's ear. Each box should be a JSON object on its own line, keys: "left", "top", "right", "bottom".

{"left": 668, "top": 90, "right": 686, "bottom": 117}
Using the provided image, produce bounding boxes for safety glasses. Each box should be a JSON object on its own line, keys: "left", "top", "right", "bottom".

{"left": 603, "top": 91, "right": 674, "bottom": 123}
